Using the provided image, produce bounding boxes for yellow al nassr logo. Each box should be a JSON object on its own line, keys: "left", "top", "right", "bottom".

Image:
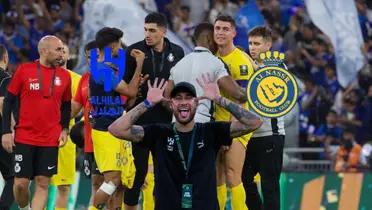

{"left": 247, "top": 51, "right": 298, "bottom": 118}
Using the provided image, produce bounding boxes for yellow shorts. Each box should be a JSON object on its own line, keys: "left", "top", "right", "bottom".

{"left": 92, "top": 129, "right": 135, "bottom": 188}
{"left": 215, "top": 101, "right": 253, "bottom": 148}
{"left": 51, "top": 136, "right": 76, "bottom": 186}
{"left": 233, "top": 132, "right": 253, "bottom": 148}
{"left": 121, "top": 141, "right": 136, "bottom": 189}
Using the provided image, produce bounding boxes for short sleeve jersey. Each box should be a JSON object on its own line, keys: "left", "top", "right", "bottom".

{"left": 214, "top": 48, "right": 255, "bottom": 121}
{"left": 215, "top": 48, "right": 255, "bottom": 142}
{"left": 68, "top": 70, "right": 82, "bottom": 128}
{"left": 7, "top": 62, "right": 71, "bottom": 146}
{"left": 74, "top": 72, "right": 94, "bottom": 152}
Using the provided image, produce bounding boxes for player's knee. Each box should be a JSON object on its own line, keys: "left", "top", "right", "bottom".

{"left": 35, "top": 182, "right": 49, "bottom": 191}
{"left": 98, "top": 181, "right": 118, "bottom": 196}
{"left": 13, "top": 179, "right": 29, "bottom": 193}
{"left": 34, "top": 176, "right": 49, "bottom": 190}
{"left": 57, "top": 185, "right": 70, "bottom": 196}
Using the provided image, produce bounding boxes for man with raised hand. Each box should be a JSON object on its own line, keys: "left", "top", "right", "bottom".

{"left": 89, "top": 27, "right": 145, "bottom": 210}
{"left": 108, "top": 74, "right": 262, "bottom": 210}
{"left": 124, "top": 12, "right": 184, "bottom": 210}
{"left": 71, "top": 41, "right": 105, "bottom": 209}
{"left": 166, "top": 22, "right": 247, "bottom": 123}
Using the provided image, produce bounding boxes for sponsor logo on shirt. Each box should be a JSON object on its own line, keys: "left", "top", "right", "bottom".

{"left": 29, "top": 82, "right": 40, "bottom": 90}
{"left": 239, "top": 65, "right": 249, "bottom": 76}
{"left": 247, "top": 51, "right": 298, "bottom": 118}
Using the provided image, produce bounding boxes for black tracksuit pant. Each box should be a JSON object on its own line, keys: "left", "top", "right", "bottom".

{"left": 242, "top": 135, "right": 285, "bottom": 210}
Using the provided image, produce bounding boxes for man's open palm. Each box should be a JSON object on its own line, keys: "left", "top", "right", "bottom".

{"left": 146, "top": 78, "right": 168, "bottom": 104}
{"left": 196, "top": 73, "right": 220, "bottom": 101}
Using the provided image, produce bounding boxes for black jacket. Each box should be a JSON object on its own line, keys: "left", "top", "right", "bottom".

{"left": 125, "top": 38, "right": 184, "bottom": 124}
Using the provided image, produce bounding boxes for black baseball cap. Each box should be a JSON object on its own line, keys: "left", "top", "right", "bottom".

{"left": 170, "top": 82, "right": 197, "bottom": 98}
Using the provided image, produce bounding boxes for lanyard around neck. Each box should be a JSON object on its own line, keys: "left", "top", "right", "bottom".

{"left": 37, "top": 62, "right": 56, "bottom": 98}
{"left": 173, "top": 123, "right": 197, "bottom": 178}
{"left": 150, "top": 49, "right": 165, "bottom": 76}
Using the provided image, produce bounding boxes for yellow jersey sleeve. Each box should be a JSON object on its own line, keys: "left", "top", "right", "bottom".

{"left": 68, "top": 70, "right": 82, "bottom": 127}
{"left": 227, "top": 49, "right": 255, "bottom": 85}
{"left": 68, "top": 70, "right": 82, "bottom": 98}
{"left": 214, "top": 48, "right": 255, "bottom": 121}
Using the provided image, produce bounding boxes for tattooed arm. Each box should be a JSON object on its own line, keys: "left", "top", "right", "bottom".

{"left": 196, "top": 73, "right": 262, "bottom": 138}
{"left": 108, "top": 78, "right": 168, "bottom": 142}
{"left": 214, "top": 96, "right": 262, "bottom": 138}
{"left": 108, "top": 102, "right": 147, "bottom": 142}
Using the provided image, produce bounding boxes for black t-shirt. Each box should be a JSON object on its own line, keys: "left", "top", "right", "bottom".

{"left": 141, "top": 122, "right": 232, "bottom": 210}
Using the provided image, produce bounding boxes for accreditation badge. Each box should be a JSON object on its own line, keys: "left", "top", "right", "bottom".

{"left": 247, "top": 51, "right": 298, "bottom": 118}
{"left": 181, "top": 183, "right": 193, "bottom": 208}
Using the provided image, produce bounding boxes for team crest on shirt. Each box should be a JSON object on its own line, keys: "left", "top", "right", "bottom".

{"left": 247, "top": 51, "right": 298, "bottom": 118}
{"left": 167, "top": 53, "right": 175, "bottom": 62}
{"left": 54, "top": 76, "right": 61, "bottom": 86}
{"left": 167, "top": 137, "right": 174, "bottom": 151}
{"left": 239, "top": 65, "right": 248, "bottom": 76}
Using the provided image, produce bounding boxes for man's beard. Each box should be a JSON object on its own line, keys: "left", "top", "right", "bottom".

{"left": 59, "top": 60, "right": 66, "bottom": 67}
{"left": 177, "top": 117, "right": 193, "bottom": 125}
{"left": 174, "top": 109, "right": 196, "bottom": 125}
{"left": 48, "top": 58, "right": 61, "bottom": 68}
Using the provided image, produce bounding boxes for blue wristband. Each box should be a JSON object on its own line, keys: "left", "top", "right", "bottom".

{"left": 143, "top": 99, "right": 153, "bottom": 109}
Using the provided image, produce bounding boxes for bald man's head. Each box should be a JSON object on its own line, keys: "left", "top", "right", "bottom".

{"left": 38, "top": 35, "right": 61, "bottom": 52}
{"left": 38, "top": 35, "right": 64, "bottom": 67}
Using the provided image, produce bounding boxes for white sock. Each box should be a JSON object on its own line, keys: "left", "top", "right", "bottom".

{"left": 19, "top": 204, "right": 31, "bottom": 210}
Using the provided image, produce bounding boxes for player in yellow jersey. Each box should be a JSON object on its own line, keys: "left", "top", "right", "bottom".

{"left": 214, "top": 15, "right": 257, "bottom": 210}
{"left": 50, "top": 44, "right": 81, "bottom": 210}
